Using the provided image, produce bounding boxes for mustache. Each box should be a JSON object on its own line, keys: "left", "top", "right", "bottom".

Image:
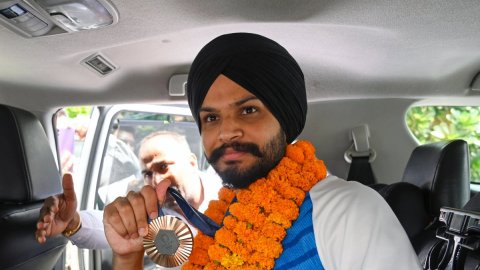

{"left": 208, "top": 142, "right": 263, "bottom": 164}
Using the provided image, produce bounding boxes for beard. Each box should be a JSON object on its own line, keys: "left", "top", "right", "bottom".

{"left": 206, "top": 130, "right": 286, "bottom": 189}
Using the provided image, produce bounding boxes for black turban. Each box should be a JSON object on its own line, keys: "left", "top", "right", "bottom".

{"left": 187, "top": 32, "right": 307, "bottom": 143}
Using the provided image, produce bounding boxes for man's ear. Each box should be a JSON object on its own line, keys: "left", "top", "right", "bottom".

{"left": 189, "top": 153, "right": 198, "bottom": 168}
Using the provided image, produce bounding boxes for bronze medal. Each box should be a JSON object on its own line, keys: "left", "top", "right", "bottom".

{"left": 143, "top": 215, "right": 193, "bottom": 268}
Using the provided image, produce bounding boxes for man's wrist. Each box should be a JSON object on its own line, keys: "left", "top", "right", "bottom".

{"left": 113, "top": 251, "right": 144, "bottom": 270}
{"left": 62, "top": 212, "right": 82, "bottom": 237}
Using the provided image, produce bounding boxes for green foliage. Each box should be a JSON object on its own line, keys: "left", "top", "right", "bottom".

{"left": 406, "top": 106, "right": 480, "bottom": 183}
{"left": 65, "top": 106, "right": 92, "bottom": 118}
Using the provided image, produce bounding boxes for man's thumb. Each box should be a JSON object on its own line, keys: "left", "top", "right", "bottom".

{"left": 62, "top": 173, "right": 76, "bottom": 202}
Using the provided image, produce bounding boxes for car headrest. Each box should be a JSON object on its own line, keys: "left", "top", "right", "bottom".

{"left": 377, "top": 182, "right": 430, "bottom": 239}
{"left": 402, "top": 140, "right": 470, "bottom": 216}
{"left": 0, "top": 105, "right": 62, "bottom": 202}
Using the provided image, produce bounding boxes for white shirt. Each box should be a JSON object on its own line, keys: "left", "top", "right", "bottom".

{"left": 310, "top": 175, "right": 422, "bottom": 270}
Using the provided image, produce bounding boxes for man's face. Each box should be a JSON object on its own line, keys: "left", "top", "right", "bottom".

{"left": 139, "top": 136, "right": 197, "bottom": 191}
{"left": 199, "top": 74, "right": 286, "bottom": 189}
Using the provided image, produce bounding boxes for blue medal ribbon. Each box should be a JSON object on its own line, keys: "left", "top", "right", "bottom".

{"left": 149, "top": 187, "right": 219, "bottom": 237}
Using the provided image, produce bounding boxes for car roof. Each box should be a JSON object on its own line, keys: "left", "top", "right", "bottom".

{"left": 1, "top": 0, "right": 480, "bottom": 112}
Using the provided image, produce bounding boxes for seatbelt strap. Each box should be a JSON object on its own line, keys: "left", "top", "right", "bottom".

{"left": 344, "top": 125, "right": 376, "bottom": 185}
{"left": 347, "top": 156, "right": 376, "bottom": 185}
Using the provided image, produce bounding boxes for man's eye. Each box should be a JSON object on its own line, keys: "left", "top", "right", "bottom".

{"left": 204, "top": 114, "right": 217, "bottom": 122}
{"left": 159, "top": 163, "right": 168, "bottom": 171}
{"left": 242, "top": 106, "right": 257, "bottom": 115}
{"left": 143, "top": 171, "right": 153, "bottom": 180}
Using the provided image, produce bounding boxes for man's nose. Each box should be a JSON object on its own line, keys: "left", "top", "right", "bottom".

{"left": 218, "top": 116, "right": 242, "bottom": 143}
{"left": 151, "top": 171, "right": 165, "bottom": 186}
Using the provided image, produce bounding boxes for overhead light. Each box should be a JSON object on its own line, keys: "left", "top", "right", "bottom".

{"left": 34, "top": 0, "right": 117, "bottom": 31}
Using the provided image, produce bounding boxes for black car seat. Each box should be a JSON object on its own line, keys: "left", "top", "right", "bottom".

{"left": 372, "top": 140, "right": 471, "bottom": 265}
{"left": 0, "top": 105, "right": 67, "bottom": 270}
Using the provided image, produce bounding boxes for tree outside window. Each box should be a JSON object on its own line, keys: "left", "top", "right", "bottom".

{"left": 406, "top": 106, "right": 480, "bottom": 183}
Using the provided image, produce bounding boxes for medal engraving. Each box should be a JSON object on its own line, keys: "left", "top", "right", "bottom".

{"left": 143, "top": 215, "right": 193, "bottom": 268}
{"left": 155, "top": 229, "right": 179, "bottom": 255}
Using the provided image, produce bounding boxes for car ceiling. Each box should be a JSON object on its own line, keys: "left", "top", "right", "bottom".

{"left": 1, "top": 0, "right": 480, "bottom": 112}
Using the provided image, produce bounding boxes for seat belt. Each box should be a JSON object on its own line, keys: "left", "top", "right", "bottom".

{"left": 344, "top": 125, "right": 376, "bottom": 185}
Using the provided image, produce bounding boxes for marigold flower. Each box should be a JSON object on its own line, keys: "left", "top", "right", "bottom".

{"left": 223, "top": 215, "right": 237, "bottom": 230}
{"left": 208, "top": 244, "right": 230, "bottom": 261}
{"left": 236, "top": 189, "right": 253, "bottom": 203}
{"left": 261, "top": 222, "right": 286, "bottom": 240}
{"left": 252, "top": 236, "right": 282, "bottom": 258}
{"left": 295, "top": 140, "right": 316, "bottom": 156}
{"left": 209, "top": 200, "right": 229, "bottom": 213}
{"left": 229, "top": 203, "right": 265, "bottom": 227}
{"left": 266, "top": 212, "right": 292, "bottom": 229}
{"left": 270, "top": 198, "right": 299, "bottom": 220}
{"left": 205, "top": 207, "right": 228, "bottom": 224}
{"left": 194, "top": 232, "right": 215, "bottom": 249}
{"left": 275, "top": 184, "right": 305, "bottom": 206}
{"left": 218, "top": 187, "right": 236, "bottom": 203}
{"left": 233, "top": 220, "right": 259, "bottom": 244}
{"left": 189, "top": 246, "right": 211, "bottom": 265}
{"left": 215, "top": 227, "right": 237, "bottom": 249}
{"left": 250, "top": 251, "right": 275, "bottom": 269}
{"left": 286, "top": 144, "right": 305, "bottom": 164}
{"left": 221, "top": 253, "right": 244, "bottom": 268}
{"left": 288, "top": 173, "right": 312, "bottom": 191}
{"left": 278, "top": 157, "right": 301, "bottom": 172}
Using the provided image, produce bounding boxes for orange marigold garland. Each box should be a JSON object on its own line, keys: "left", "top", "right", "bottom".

{"left": 182, "top": 140, "right": 327, "bottom": 269}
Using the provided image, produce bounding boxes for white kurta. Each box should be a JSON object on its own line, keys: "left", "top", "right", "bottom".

{"left": 310, "top": 175, "right": 422, "bottom": 270}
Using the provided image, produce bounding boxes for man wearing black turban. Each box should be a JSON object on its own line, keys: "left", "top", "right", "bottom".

{"left": 103, "top": 33, "right": 421, "bottom": 270}
{"left": 187, "top": 32, "right": 307, "bottom": 144}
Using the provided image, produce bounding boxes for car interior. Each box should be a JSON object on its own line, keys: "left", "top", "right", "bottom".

{"left": 1, "top": 0, "right": 480, "bottom": 269}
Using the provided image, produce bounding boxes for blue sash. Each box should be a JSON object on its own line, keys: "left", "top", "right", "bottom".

{"left": 274, "top": 193, "right": 324, "bottom": 269}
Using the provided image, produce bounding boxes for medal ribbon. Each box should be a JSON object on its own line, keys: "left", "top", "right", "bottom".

{"left": 164, "top": 187, "right": 221, "bottom": 237}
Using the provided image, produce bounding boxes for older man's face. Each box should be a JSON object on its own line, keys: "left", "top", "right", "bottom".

{"left": 199, "top": 74, "right": 286, "bottom": 189}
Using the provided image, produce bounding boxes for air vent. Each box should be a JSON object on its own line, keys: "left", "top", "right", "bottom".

{"left": 82, "top": 54, "right": 116, "bottom": 76}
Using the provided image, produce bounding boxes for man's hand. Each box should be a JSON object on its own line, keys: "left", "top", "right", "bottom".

{"left": 36, "top": 173, "right": 79, "bottom": 243}
{"left": 103, "top": 183, "right": 169, "bottom": 267}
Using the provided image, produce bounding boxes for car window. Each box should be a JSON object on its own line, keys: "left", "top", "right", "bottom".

{"left": 406, "top": 106, "right": 479, "bottom": 183}
{"left": 95, "top": 109, "right": 201, "bottom": 208}
{"left": 54, "top": 106, "right": 94, "bottom": 175}
{"left": 89, "top": 105, "right": 204, "bottom": 270}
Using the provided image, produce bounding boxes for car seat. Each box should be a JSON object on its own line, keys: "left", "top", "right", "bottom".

{"left": 372, "top": 140, "right": 471, "bottom": 265}
{"left": 0, "top": 105, "right": 67, "bottom": 270}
